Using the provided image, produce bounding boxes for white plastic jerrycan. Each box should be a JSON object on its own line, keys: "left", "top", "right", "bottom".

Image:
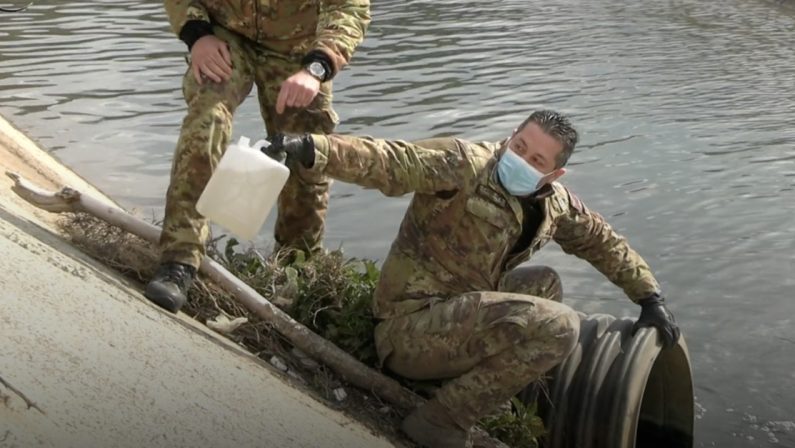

{"left": 196, "top": 136, "right": 290, "bottom": 240}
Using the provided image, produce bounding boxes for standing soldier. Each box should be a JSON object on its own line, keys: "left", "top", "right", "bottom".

{"left": 265, "top": 110, "right": 681, "bottom": 447}
{"left": 146, "top": 0, "right": 370, "bottom": 313}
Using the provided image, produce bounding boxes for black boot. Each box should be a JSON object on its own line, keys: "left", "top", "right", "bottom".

{"left": 401, "top": 401, "right": 472, "bottom": 448}
{"left": 144, "top": 262, "right": 196, "bottom": 313}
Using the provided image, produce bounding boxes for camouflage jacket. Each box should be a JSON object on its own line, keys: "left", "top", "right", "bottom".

{"left": 311, "top": 134, "right": 661, "bottom": 319}
{"left": 164, "top": 0, "right": 370, "bottom": 74}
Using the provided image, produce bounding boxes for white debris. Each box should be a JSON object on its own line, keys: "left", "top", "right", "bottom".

{"left": 332, "top": 387, "right": 347, "bottom": 402}
{"left": 206, "top": 315, "right": 248, "bottom": 334}
{"left": 269, "top": 355, "right": 288, "bottom": 372}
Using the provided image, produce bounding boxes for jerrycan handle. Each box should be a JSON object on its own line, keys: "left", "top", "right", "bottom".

{"left": 255, "top": 138, "right": 286, "bottom": 164}
{"left": 252, "top": 139, "right": 269, "bottom": 150}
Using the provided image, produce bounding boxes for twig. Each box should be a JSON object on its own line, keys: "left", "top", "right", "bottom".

{"left": 0, "top": 374, "right": 45, "bottom": 415}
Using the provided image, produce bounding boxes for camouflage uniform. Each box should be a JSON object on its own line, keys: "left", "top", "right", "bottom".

{"left": 499, "top": 265, "right": 563, "bottom": 303}
{"left": 309, "top": 133, "right": 661, "bottom": 429}
{"left": 160, "top": 0, "right": 370, "bottom": 268}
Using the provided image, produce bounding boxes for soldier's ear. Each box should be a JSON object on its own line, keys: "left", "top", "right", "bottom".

{"left": 548, "top": 168, "right": 566, "bottom": 183}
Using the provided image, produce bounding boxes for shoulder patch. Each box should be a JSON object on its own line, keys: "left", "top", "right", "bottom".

{"left": 476, "top": 184, "right": 509, "bottom": 209}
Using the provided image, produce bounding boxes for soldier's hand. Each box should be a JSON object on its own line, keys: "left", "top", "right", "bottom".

{"left": 632, "top": 293, "right": 681, "bottom": 349}
{"left": 190, "top": 35, "right": 232, "bottom": 84}
{"left": 276, "top": 70, "right": 320, "bottom": 114}
{"left": 263, "top": 133, "right": 316, "bottom": 168}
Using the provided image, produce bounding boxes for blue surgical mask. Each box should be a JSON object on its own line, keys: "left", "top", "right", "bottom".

{"left": 497, "top": 149, "right": 549, "bottom": 196}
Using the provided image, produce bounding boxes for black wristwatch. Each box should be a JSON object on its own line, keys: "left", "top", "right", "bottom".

{"left": 305, "top": 61, "right": 328, "bottom": 82}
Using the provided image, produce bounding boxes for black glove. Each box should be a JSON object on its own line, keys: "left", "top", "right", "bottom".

{"left": 262, "top": 133, "right": 316, "bottom": 168}
{"left": 632, "top": 293, "right": 681, "bottom": 349}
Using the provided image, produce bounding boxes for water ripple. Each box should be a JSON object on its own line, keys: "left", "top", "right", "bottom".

{"left": 1, "top": 1, "right": 794, "bottom": 446}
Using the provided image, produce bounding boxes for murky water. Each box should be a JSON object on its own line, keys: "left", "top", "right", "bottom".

{"left": 1, "top": 1, "right": 794, "bottom": 445}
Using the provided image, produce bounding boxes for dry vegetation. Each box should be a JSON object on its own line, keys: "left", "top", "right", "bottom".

{"left": 59, "top": 212, "right": 542, "bottom": 447}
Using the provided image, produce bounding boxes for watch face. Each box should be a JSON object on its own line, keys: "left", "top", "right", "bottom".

{"left": 308, "top": 62, "right": 326, "bottom": 79}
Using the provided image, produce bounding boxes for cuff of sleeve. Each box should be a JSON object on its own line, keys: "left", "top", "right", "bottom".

{"left": 310, "top": 135, "right": 330, "bottom": 172}
{"left": 635, "top": 291, "right": 663, "bottom": 305}
{"left": 179, "top": 20, "right": 214, "bottom": 51}
{"left": 301, "top": 50, "right": 335, "bottom": 81}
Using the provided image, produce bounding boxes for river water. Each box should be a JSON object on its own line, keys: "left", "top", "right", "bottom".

{"left": 1, "top": 1, "right": 793, "bottom": 446}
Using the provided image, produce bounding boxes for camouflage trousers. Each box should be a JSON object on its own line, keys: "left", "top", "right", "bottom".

{"left": 374, "top": 266, "right": 578, "bottom": 429}
{"left": 160, "top": 26, "right": 338, "bottom": 268}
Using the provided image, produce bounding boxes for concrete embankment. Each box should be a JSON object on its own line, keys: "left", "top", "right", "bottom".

{"left": 0, "top": 114, "right": 397, "bottom": 448}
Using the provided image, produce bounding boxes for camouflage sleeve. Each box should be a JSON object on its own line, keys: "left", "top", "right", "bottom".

{"left": 312, "top": 0, "right": 371, "bottom": 76}
{"left": 551, "top": 185, "right": 660, "bottom": 302}
{"left": 163, "top": 0, "right": 210, "bottom": 35}
{"left": 311, "top": 134, "right": 479, "bottom": 196}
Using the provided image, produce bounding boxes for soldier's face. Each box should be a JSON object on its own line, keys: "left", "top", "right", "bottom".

{"left": 507, "top": 122, "right": 567, "bottom": 184}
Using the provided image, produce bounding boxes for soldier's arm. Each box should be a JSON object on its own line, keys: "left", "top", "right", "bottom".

{"left": 163, "top": 1, "right": 212, "bottom": 49}
{"left": 552, "top": 186, "right": 661, "bottom": 302}
{"left": 305, "top": 0, "right": 371, "bottom": 79}
{"left": 310, "top": 134, "right": 479, "bottom": 196}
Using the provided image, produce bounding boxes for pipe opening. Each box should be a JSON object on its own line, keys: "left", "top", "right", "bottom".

{"left": 635, "top": 343, "right": 694, "bottom": 448}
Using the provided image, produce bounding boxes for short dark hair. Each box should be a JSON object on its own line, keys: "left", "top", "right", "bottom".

{"left": 518, "top": 110, "right": 578, "bottom": 168}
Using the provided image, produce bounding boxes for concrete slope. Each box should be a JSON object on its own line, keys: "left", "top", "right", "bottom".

{"left": 0, "top": 114, "right": 397, "bottom": 448}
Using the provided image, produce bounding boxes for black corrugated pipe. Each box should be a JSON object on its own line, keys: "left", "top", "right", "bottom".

{"left": 518, "top": 313, "right": 694, "bottom": 448}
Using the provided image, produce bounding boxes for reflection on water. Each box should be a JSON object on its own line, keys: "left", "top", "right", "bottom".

{"left": 1, "top": 0, "right": 794, "bottom": 446}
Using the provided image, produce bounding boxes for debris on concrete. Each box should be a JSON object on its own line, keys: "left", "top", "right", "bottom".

{"left": 206, "top": 314, "right": 248, "bottom": 335}
{"left": 269, "top": 356, "right": 289, "bottom": 372}
{"left": 333, "top": 387, "right": 348, "bottom": 402}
